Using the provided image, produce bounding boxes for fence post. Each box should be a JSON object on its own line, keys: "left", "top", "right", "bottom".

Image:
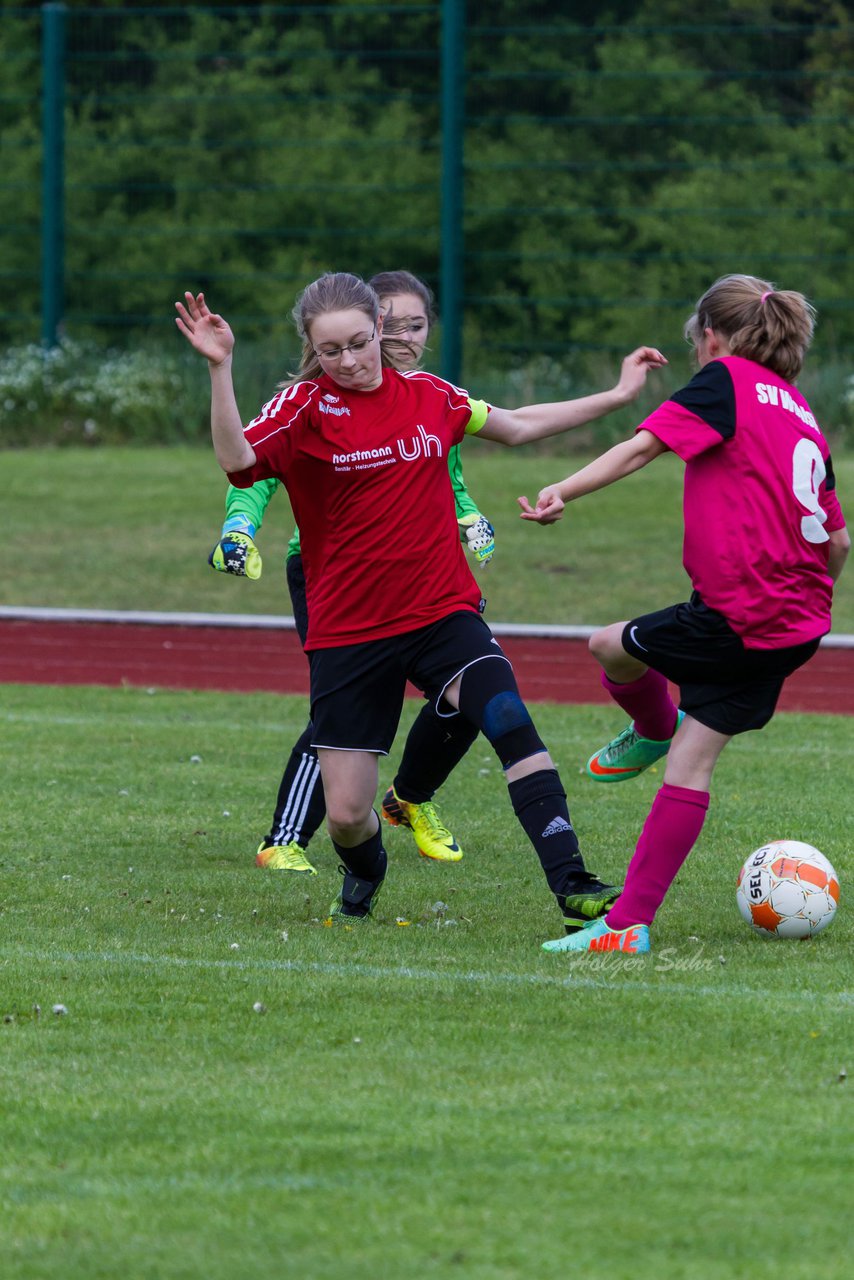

{"left": 439, "top": 0, "right": 464, "bottom": 384}
{"left": 42, "top": 3, "right": 66, "bottom": 348}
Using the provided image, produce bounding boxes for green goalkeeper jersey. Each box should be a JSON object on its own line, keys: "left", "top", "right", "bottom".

{"left": 223, "top": 441, "right": 481, "bottom": 562}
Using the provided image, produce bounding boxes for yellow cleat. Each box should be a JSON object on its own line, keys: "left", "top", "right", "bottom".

{"left": 255, "top": 841, "right": 317, "bottom": 875}
{"left": 381, "top": 787, "right": 463, "bottom": 863}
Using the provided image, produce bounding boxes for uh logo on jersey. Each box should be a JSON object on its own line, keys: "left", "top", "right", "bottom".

{"left": 397, "top": 424, "right": 442, "bottom": 461}
{"left": 331, "top": 422, "right": 443, "bottom": 469}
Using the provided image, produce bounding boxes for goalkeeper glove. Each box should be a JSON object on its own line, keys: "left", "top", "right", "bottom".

{"left": 208, "top": 516, "right": 263, "bottom": 579}
{"left": 458, "top": 513, "right": 495, "bottom": 566}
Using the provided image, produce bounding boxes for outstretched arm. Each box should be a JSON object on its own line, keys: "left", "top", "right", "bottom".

{"left": 174, "top": 291, "right": 256, "bottom": 474}
{"left": 518, "top": 430, "right": 669, "bottom": 524}
{"left": 476, "top": 347, "right": 667, "bottom": 446}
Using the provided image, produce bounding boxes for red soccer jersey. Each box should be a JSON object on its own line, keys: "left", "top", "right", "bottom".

{"left": 638, "top": 356, "right": 845, "bottom": 648}
{"left": 228, "top": 368, "right": 487, "bottom": 648}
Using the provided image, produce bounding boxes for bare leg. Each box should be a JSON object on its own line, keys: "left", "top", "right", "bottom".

{"left": 589, "top": 622, "right": 648, "bottom": 682}
{"left": 589, "top": 622, "right": 679, "bottom": 743}
{"left": 317, "top": 748, "right": 380, "bottom": 846}
{"left": 663, "top": 716, "right": 731, "bottom": 790}
{"left": 318, "top": 748, "right": 387, "bottom": 919}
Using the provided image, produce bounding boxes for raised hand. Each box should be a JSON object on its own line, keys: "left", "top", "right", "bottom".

{"left": 615, "top": 346, "right": 668, "bottom": 401}
{"left": 174, "top": 292, "right": 234, "bottom": 365}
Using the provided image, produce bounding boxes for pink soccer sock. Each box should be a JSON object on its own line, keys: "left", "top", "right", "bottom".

{"left": 606, "top": 783, "right": 710, "bottom": 929}
{"left": 601, "top": 667, "right": 679, "bottom": 742}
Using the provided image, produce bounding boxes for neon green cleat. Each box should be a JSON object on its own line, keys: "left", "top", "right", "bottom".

{"left": 586, "top": 710, "right": 685, "bottom": 783}
{"left": 256, "top": 841, "right": 317, "bottom": 875}
{"left": 543, "top": 916, "right": 651, "bottom": 954}
{"left": 562, "top": 880, "right": 622, "bottom": 932}
{"left": 381, "top": 787, "right": 463, "bottom": 862}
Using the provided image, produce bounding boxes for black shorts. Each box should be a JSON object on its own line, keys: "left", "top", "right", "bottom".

{"left": 307, "top": 611, "right": 510, "bottom": 753}
{"left": 621, "top": 594, "right": 821, "bottom": 736}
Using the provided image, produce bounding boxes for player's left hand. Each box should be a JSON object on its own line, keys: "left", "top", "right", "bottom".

{"left": 615, "top": 346, "right": 668, "bottom": 401}
{"left": 517, "top": 488, "right": 565, "bottom": 524}
{"left": 208, "top": 530, "right": 263, "bottom": 578}
{"left": 458, "top": 513, "right": 495, "bottom": 565}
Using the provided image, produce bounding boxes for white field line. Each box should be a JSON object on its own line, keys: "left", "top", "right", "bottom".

{"left": 3, "top": 705, "right": 853, "bottom": 750}
{"left": 1, "top": 604, "right": 852, "bottom": 647}
{"left": 3, "top": 946, "right": 851, "bottom": 1004}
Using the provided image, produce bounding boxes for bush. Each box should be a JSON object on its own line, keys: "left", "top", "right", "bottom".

{"left": 0, "top": 338, "right": 207, "bottom": 446}
{"left": 2, "top": 337, "right": 851, "bottom": 451}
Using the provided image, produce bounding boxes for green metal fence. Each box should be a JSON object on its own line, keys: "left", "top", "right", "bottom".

{"left": 2, "top": 2, "right": 852, "bottom": 386}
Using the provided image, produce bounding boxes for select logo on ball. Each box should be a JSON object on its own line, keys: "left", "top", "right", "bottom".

{"left": 736, "top": 840, "right": 840, "bottom": 939}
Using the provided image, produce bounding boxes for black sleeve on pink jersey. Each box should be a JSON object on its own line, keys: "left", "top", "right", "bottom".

{"left": 668, "top": 360, "right": 736, "bottom": 440}
{"left": 824, "top": 455, "right": 837, "bottom": 492}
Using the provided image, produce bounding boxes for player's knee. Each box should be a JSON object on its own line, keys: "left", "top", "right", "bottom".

{"left": 479, "top": 689, "right": 531, "bottom": 739}
{"left": 325, "top": 797, "right": 373, "bottom": 839}
{"left": 458, "top": 660, "right": 546, "bottom": 769}
{"left": 588, "top": 626, "right": 609, "bottom": 664}
{"left": 589, "top": 623, "right": 625, "bottom": 666}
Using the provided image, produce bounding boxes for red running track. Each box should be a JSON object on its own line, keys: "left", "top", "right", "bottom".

{"left": 1, "top": 618, "right": 852, "bottom": 714}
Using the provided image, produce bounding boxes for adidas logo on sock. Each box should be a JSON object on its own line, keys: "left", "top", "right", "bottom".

{"left": 542, "top": 816, "right": 573, "bottom": 838}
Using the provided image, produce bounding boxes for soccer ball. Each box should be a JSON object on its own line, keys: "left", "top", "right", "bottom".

{"left": 736, "top": 840, "right": 840, "bottom": 939}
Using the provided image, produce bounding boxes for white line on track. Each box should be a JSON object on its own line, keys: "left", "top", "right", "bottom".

{"left": 1, "top": 604, "right": 852, "bottom": 647}
{"left": 4, "top": 947, "right": 851, "bottom": 1004}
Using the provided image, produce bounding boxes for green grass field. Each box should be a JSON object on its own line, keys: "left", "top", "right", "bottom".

{"left": 3, "top": 445, "right": 852, "bottom": 1275}
{"left": 2, "top": 684, "right": 851, "bottom": 1279}
{"left": 6, "top": 444, "right": 854, "bottom": 630}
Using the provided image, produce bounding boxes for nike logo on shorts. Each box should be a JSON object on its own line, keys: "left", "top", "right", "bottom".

{"left": 629, "top": 625, "right": 648, "bottom": 652}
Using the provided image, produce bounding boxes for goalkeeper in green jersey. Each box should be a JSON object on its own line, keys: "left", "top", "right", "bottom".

{"left": 209, "top": 271, "right": 493, "bottom": 874}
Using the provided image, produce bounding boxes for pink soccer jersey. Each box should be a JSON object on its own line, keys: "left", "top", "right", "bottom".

{"left": 637, "top": 355, "right": 845, "bottom": 648}
{"left": 227, "top": 367, "right": 485, "bottom": 649}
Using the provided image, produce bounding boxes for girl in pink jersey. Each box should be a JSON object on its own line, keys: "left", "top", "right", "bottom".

{"left": 520, "top": 274, "right": 849, "bottom": 955}
{"left": 176, "top": 272, "right": 666, "bottom": 935}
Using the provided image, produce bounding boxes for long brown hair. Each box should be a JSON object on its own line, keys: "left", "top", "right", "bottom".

{"left": 368, "top": 269, "right": 437, "bottom": 328}
{"left": 281, "top": 272, "right": 414, "bottom": 388}
{"left": 683, "top": 273, "right": 815, "bottom": 382}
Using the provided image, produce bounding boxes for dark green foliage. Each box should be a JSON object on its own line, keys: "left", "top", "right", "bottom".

{"left": 1, "top": 2, "right": 851, "bottom": 378}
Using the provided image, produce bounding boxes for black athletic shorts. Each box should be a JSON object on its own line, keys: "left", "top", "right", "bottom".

{"left": 621, "top": 593, "right": 821, "bottom": 735}
{"left": 307, "top": 611, "right": 510, "bottom": 753}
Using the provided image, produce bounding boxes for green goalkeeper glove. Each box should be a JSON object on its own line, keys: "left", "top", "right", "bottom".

{"left": 458, "top": 513, "right": 495, "bottom": 566}
{"left": 209, "top": 516, "right": 263, "bottom": 579}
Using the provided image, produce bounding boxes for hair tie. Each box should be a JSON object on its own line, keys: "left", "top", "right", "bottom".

{"left": 760, "top": 291, "right": 773, "bottom": 305}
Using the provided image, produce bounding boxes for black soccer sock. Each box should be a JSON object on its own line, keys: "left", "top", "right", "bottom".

{"left": 331, "top": 817, "right": 387, "bottom": 916}
{"left": 331, "top": 816, "right": 387, "bottom": 883}
{"left": 508, "top": 769, "right": 588, "bottom": 904}
{"left": 263, "top": 720, "right": 326, "bottom": 849}
{"left": 393, "top": 701, "right": 479, "bottom": 804}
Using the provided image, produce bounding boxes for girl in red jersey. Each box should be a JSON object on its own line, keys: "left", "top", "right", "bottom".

{"left": 176, "top": 272, "right": 666, "bottom": 934}
{"left": 520, "top": 274, "right": 849, "bottom": 955}
{"left": 210, "top": 270, "right": 497, "bottom": 874}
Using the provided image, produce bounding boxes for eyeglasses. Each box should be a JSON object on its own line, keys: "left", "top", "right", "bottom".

{"left": 314, "top": 330, "right": 376, "bottom": 362}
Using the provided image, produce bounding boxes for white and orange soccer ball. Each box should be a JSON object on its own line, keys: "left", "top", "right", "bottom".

{"left": 736, "top": 840, "right": 840, "bottom": 939}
